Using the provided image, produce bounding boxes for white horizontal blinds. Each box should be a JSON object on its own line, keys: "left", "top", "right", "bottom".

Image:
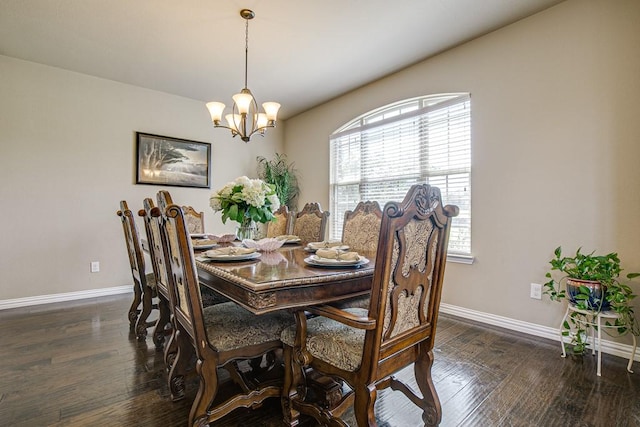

{"left": 422, "top": 97, "right": 471, "bottom": 254}
{"left": 330, "top": 94, "right": 471, "bottom": 255}
{"left": 330, "top": 131, "right": 361, "bottom": 239}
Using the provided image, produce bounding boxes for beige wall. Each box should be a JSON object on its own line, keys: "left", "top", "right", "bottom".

{"left": 284, "top": 0, "right": 640, "bottom": 330}
{"left": 0, "top": 56, "right": 283, "bottom": 300}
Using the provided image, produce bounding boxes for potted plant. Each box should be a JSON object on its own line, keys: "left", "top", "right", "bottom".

{"left": 256, "top": 153, "right": 299, "bottom": 210}
{"left": 543, "top": 246, "right": 640, "bottom": 354}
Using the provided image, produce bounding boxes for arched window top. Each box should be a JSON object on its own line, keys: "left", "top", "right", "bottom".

{"left": 334, "top": 93, "right": 469, "bottom": 135}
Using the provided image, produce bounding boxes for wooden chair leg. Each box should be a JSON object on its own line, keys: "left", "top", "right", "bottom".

{"left": 152, "top": 296, "right": 171, "bottom": 350}
{"left": 414, "top": 345, "right": 442, "bottom": 426}
{"left": 168, "top": 330, "right": 191, "bottom": 402}
{"left": 282, "top": 345, "right": 303, "bottom": 427}
{"left": 128, "top": 281, "right": 143, "bottom": 330}
{"left": 353, "top": 383, "right": 377, "bottom": 427}
{"left": 190, "top": 357, "right": 219, "bottom": 427}
{"left": 135, "top": 284, "right": 154, "bottom": 340}
{"left": 164, "top": 319, "right": 178, "bottom": 371}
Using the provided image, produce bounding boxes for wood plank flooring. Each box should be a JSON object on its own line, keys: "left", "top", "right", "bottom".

{"left": 1, "top": 294, "right": 639, "bottom": 426}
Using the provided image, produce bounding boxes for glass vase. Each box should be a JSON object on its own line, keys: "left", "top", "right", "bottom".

{"left": 235, "top": 217, "right": 256, "bottom": 241}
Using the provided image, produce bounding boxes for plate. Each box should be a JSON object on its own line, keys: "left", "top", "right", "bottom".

{"left": 304, "top": 255, "right": 369, "bottom": 268}
{"left": 190, "top": 233, "right": 208, "bottom": 239}
{"left": 200, "top": 251, "right": 261, "bottom": 262}
{"left": 192, "top": 242, "right": 218, "bottom": 250}
{"left": 304, "top": 245, "right": 350, "bottom": 253}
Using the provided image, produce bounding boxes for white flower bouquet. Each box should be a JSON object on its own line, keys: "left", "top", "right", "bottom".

{"left": 209, "top": 176, "right": 280, "bottom": 225}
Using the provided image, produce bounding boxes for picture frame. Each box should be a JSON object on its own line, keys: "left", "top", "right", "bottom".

{"left": 135, "top": 132, "right": 211, "bottom": 188}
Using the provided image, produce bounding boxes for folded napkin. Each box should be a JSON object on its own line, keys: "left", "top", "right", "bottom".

{"left": 210, "top": 234, "right": 236, "bottom": 243}
{"left": 192, "top": 239, "right": 217, "bottom": 247}
{"left": 275, "top": 234, "right": 300, "bottom": 241}
{"left": 205, "top": 247, "right": 256, "bottom": 257}
{"left": 307, "top": 240, "right": 345, "bottom": 250}
{"left": 315, "top": 248, "right": 360, "bottom": 261}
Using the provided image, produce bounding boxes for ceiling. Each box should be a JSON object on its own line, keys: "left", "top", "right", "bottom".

{"left": 0, "top": 0, "right": 564, "bottom": 119}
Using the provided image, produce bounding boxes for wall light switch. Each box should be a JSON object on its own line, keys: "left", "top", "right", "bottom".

{"left": 90, "top": 261, "right": 100, "bottom": 273}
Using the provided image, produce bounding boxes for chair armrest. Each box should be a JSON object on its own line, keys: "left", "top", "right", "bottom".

{"left": 305, "top": 304, "right": 376, "bottom": 330}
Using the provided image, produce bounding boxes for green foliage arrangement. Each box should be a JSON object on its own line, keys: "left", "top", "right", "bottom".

{"left": 256, "top": 153, "right": 299, "bottom": 210}
{"left": 544, "top": 246, "right": 639, "bottom": 354}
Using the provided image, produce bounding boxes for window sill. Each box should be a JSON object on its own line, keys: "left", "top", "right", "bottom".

{"left": 447, "top": 254, "right": 474, "bottom": 264}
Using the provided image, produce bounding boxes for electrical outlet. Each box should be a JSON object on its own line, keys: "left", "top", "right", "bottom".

{"left": 90, "top": 261, "right": 100, "bottom": 273}
{"left": 530, "top": 282, "right": 542, "bottom": 299}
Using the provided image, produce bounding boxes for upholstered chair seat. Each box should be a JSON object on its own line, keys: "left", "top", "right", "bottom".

{"left": 281, "top": 308, "right": 367, "bottom": 372}
{"left": 204, "top": 302, "right": 293, "bottom": 352}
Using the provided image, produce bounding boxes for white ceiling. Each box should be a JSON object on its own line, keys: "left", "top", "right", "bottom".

{"left": 0, "top": 0, "right": 564, "bottom": 119}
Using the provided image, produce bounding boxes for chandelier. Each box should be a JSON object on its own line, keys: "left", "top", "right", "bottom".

{"left": 206, "top": 9, "right": 280, "bottom": 143}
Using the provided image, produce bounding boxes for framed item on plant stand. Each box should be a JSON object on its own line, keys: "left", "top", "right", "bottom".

{"left": 135, "top": 132, "right": 211, "bottom": 188}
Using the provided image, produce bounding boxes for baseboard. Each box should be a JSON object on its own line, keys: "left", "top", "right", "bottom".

{"left": 0, "top": 285, "right": 132, "bottom": 311}
{"left": 440, "top": 303, "right": 639, "bottom": 363}
{"left": 1, "top": 288, "right": 636, "bottom": 364}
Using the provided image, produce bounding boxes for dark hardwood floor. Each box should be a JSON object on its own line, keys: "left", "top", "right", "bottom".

{"left": 1, "top": 294, "right": 638, "bottom": 426}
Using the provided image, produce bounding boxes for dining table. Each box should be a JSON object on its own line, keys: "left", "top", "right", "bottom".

{"left": 194, "top": 242, "right": 376, "bottom": 315}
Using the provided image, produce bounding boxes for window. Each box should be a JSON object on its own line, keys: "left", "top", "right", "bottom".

{"left": 329, "top": 93, "right": 471, "bottom": 256}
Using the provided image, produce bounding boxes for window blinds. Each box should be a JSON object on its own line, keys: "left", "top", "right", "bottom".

{"left": 330, "top": 94, "right": 471, "bottom": 255}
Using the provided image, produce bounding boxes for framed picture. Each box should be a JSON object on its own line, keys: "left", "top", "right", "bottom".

{"left": 135, "top": 132, "right": 211, "bottom": 188}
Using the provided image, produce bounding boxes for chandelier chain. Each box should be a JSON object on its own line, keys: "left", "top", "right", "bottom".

{"left": 244, "top": 17, "right": 249, "bottom": 89}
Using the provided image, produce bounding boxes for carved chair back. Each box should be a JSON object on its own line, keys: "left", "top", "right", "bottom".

{"left": 155, "top": 191, "right": 200, "bottom": 342}
{"left": 139, "top": 196, "right": 174, "bottom": 351}
{"left": 182, "top": 205, "right": 204, "bottom": 234}
{"left": 292, "top": 202, "right": 329, "bottom": 243}
{"left": 341, "top": 201, "right": 383, "bottom": 252}
{"left": 367, "top": 185, "right": 458, "bottom": 363}
{"left": 117, "top": 200, "right": 156, "bottom": 336}
{"left": 266, "top": 205, "right": 294, "bottom": 238}
{"left": 117, "top": 200, "right": 148, "bottom": 288}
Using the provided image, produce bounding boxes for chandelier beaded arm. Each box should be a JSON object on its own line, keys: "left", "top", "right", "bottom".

{"left": 206, "top": 9, "right": 280, "bottom": 143}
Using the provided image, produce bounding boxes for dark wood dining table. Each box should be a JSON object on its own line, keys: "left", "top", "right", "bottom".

{"left": 195, "top": 243, "right": 375, "bottom": 314}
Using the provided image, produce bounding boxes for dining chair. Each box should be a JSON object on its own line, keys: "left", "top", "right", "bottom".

{"left": 266, "top": 205, "right": 295, "bottom": 238}
{"left": 116, "top": 200, "right": 157, "bottom": 341}
{"left": 182, "top": 205, "right": 205, "bottom": 234}
{"left": 139, "top": 197, "right": 175, "bottom": 355}
{"left": 154, "top": 191, "right": 294, "bottom": 424}
{"left": 281, "top": 184, "right": 459, "bottom": 426}
{"left": 342, "top": 201, "right": 383, "bottom": 253}
{"left": 336, "top": 201, "right": 383, "bottom": 310}
{"left": 292, "top": 202, "right": 329, "bottom": 243}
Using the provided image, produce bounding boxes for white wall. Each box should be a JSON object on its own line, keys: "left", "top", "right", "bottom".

{"left": 0, "top": 56, "right": 283, "bottom": 300}
{"left": 284, "top": 0, "right": 640, "bottom": 332}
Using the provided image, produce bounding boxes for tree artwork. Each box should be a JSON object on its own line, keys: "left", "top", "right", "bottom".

{"left": 136, "top": 133, "right": 211, "bottom": 188}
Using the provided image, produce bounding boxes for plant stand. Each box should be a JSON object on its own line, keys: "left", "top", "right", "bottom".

{"left": 559, "top": 304, "right": 637, "bottom": 376}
